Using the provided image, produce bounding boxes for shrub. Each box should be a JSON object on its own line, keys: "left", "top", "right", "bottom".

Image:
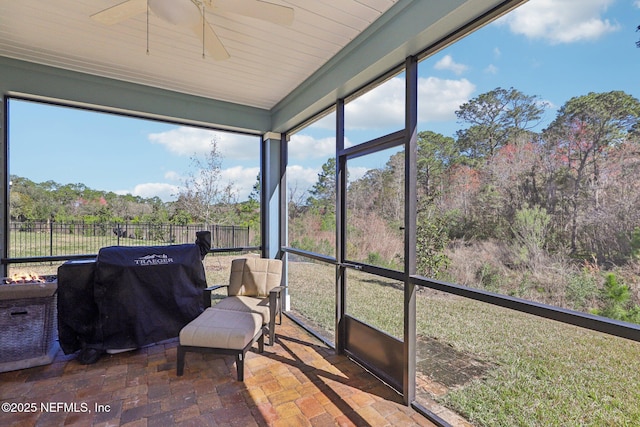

{"left": 476, "top": 262, "right": 502, "bottom": 292}
{"left": 565, "top": 268, "right": 599, "bottom": 311}
{"left": 631, "top": 227, "right": 640, "bottom": 260}
{"left": 511, "top": 205, "right": 550, "bottom": 267}
{"left": 416, "top": 206, "right": 451, "bottom": 279}
{"left": 290, "top": 236, "right": 333, "bottom": 256}
{"left": 592, "top": 273, "right": 640, "bottom": 324}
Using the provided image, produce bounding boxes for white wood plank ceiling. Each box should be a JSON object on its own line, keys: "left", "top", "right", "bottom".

{"left": 0, "top": 0, "right": 400, "bottom": 110}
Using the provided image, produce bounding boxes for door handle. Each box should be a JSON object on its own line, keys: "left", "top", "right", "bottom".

{"left": 339, "top": 262, "right": 362, "bottom": 270}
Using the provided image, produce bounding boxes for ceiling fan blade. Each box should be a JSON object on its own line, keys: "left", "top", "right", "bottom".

{"left": 191, "top": 17, "right": 230, "bottom": 61}
{"left": 91, "top": 0, "right": 147, "bottom": 25}
{"left": 213, "top": 0, "right": 294, "bottom": 26}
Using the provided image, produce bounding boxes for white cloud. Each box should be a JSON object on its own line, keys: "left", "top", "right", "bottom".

{"left": 484, "top": 64, "right": 499, "bottom": 74}
{"left": 308, "top": 112, "right": 335, "bottom": 130}
{"left": 288, "top": 134, "right": 336, "bottom": 160}
{"left": 342, "top": 75, "right": 476, "bottom": 129}
{"left": 344, "top": 78, "right": 406, "bottom": 130}
{"left": 304, "top": 76, "right": 475, "bottom": 130}
{"left": 493, "top": 47, "right": 502, "bottom": 58}
{"left": 148, "top": 126, "right": 259, "bottom": 160}
{"left": 434, "top": 55, "right": 468, "bottom": 75}
{"left": 307, "top": 75, "right": 474, "bottom": 131}
{"left": 634, "top": 0, "right": 640, "bottom": 8}
{"left": 120, "top": 166, "right": 258, "bottom": 202}
{"left": 120, "top": 182, "right": 180, "bottom": 202}
{"left": 148, "top": 127, "right": 213, "bottom": 156}
{"left": 220, "top": 166, "right": 260, "bottom": 200}
{"left": 347, "top": 166, "right": 370, "bottom": 183}
{"left": 164, "top": 170, "right": 182, "bottom": 181}
{"left": 286, "top": 165, "right": 318, "bottom": 184}
{"left": 286, "top": 164, "right": 319, "bottom": 199}
{"left": 498, "top": 0, "right": 620, "bottom": 44}
{"left": 418, "top": 77, "right": 476, "bottom": 122}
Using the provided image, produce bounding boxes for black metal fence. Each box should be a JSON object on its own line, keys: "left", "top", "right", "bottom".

{"left": 9, "top": 221, "right": 252, "bottom": 258}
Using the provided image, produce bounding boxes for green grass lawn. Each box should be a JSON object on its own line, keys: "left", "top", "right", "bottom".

{"left": 9, "top": 230, "right": 169, "bottom": 258}
{"left": 419, "top": 296, "right": 640, "bottom": 426}
{"left": 285, "top": 260, "right": 640, "bottom": 427}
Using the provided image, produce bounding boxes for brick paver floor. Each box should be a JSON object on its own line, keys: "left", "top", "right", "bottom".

{"left": 0, "top": 316, "right": 438, "bottom": 426}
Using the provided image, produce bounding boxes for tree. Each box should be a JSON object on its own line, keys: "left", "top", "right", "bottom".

{"left": 543, "top": 91, "right": 640, "bottom": 254}
{"left": 176, "top": 138, "right": 237, "bottom": 223}
{"left": 345, "top": 151, "right": 406, "bottom": 224}
{"left": 478, "top": 138, "right": 546, "bottom": 235}
{"left": 416, "top": 131, "right": 458, "bottom": 199}
{"left": 592, "top": 273, "right": 640, "bottom": 323}
{"left": 416, "top": 201, "right": 450, "bottom": 279}
{"left": 248, "top": 173, "right": 261, "bottom": 203}
{"left": 236, "top": 173, "right": 261, "bottom": 240}
{"left": 455, "top": 87, "right": 545, "bottom": 160}
{"left": 347, "top": 168, "right": 380, "bottom": 214}
{"left": 109, "top": 193, "right": 154, "bottom": 222}
{"left": 9, "top": 190, "right": 35, "bottom": 221}
{"left": 307, "top": 157, "right": 336, "bottom": 214}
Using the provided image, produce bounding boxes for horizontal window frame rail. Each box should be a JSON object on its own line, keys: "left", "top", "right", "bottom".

{"left": 341, "top": 260, "right": 405, "bottom": 282}
{"left": 2, "top": 254, "right": 97, "bottom": 264}
{"left": 206, "top": 246, "right": 261, "bottom": 254}
{"left": 412, "top": 274, "right": 640, "bottom": 343}
{"left": 339, "top": 129, "right": 405, "bottom": 160}
{"left": 281, "top": 250, "right": 404, "bottom": 281}
{"left": 282, "top": 246, "right": 337, "bottom": 265}
{"left": 1, "top": 246, "right": 262, "bottom": 265}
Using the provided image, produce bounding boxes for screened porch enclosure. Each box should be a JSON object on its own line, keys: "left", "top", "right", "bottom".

{"left": 2, "top": 0, "right": 640, "bottom": 426}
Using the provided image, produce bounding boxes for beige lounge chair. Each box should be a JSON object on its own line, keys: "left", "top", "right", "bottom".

{"left": 207, "top": 257, "right": 283, "bottom": 345}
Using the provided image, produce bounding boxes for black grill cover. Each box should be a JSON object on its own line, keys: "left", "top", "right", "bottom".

{"left": 93, "top": 244, "right": 207, "bottom": 350}
{"left": 57, "top": 259, "right": 99, "bottom": 354}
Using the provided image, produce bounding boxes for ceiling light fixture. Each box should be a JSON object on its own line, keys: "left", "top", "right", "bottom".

{"left": 148, "top": 0, "right": 201, "bottom": 27}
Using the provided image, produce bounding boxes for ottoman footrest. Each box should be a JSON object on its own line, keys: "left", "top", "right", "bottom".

{"left": 177, "top": 308, "right": 265, "bottom": 381}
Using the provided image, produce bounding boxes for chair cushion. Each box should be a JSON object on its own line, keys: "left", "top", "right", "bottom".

{"left": 214, "top": 295, "right": 270, "bottom": 324}
{"left": 179, "top": 308, "right": 262, "bottom": 350}
{"left": 228, "top": 258, "right": 282, "bottom": 297}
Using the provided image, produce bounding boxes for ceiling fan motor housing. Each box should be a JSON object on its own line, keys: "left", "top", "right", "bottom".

{"left": 148, "top": 0, "right": 201, "bottom": 27}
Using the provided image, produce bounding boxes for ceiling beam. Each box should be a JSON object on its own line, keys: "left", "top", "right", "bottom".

{"left": 0, "top": 56, "right": 271, "bottom": 134}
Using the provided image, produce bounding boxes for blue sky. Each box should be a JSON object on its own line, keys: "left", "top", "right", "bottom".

{"left": 9, "top": 0, "right": 640, "bottom": 202}
{"left": 9, "top": 102, "right": 261, "bottom": 201}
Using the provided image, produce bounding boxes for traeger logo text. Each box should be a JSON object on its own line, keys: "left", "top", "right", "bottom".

{"left": 134, "top": 254, "right": 174, "bottom": 266}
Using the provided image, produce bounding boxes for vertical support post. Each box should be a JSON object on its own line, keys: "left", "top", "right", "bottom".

{"left": 279, "top": 133, "right": 289, "bottom": 311}
{"left": 49, "top": 219, "right": 53, "bottom": 257}
{"left": 404, "top": 56, "right": 418, "bottom": 405}
{"left": 1, "top": 96, "right": 8, "bottom": 277}
{"left": 335, "top": 99, "right": 346, "bottom": 354}
{"left": 261, "top": 132, "right": 282, "bottom": 260}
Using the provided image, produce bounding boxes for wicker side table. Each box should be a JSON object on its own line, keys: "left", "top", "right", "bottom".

{"left": 0, "top": 282, "right": 58, "bottom": 372}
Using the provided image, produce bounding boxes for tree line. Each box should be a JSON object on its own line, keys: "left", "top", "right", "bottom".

{"left": 419, "top": 88, "right": 640, "bottom": 266}
{"left": 9, "top": 139, "right": 261, "bottom": 238}
{"left": 289, "top": 87, "right": 640, "bottom": 320}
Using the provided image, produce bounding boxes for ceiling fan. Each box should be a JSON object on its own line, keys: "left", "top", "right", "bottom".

{"left": 91, "top": 0, "right": 294, "bottom": 60}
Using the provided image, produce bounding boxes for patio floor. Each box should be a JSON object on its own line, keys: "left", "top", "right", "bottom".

{"left": 0, "top": 316, "right": 439, "bottom": 426}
